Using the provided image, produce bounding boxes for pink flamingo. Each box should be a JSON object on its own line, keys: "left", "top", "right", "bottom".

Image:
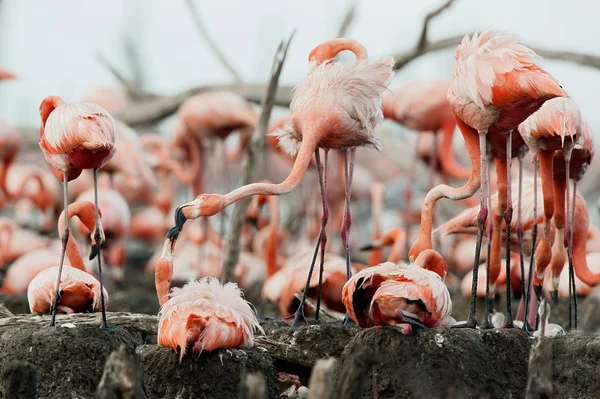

{"left": 39, "top": 96, "right": 116, "bottom": 327}
{"left": 27, "top": 201, "right": 109, "bottom": 315}
{"left": 342, "top": 249, "right": 453, "bottom": 334}
{"left": 0, "top": 67, "right": 15, "bottom": 81}
{"left": 410, "top": 30, "right": 566, "bottom": 327}
{"left": 168, "top": 38, "right": 394, "bottom": 326}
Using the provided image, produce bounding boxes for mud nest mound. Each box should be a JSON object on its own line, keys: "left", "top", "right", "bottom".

{"left": 337, "top": 327, "right": 531, "bottom": 399}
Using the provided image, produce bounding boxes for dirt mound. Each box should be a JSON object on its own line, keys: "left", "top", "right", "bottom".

{"left": 337, "top": 327, "right": 531, "bottom": 398}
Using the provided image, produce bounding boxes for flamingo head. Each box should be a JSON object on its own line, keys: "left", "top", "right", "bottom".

{"left": 167, "top": 194, "right": 225, "bottom": 240}
{"left": 39, "top": 96, "right": 65, "bottom": 131}
{"left": 414, "top": 249, "right": 448, "bottom": 281}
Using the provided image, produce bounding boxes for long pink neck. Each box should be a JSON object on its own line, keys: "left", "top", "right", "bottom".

{"left": 221, "top": 135, "right": 318, "bottom": 208}
{"left": 572, "top": 199, "right": 600, "bottom": 286}
{"left": 59, "top": 202, "right": 97, "bottom": 272}
{"left": 437, "top": 117, "right": 472, "bottom": 180}
{"left": 310, "top": 38, "right": 368, "bottom": 64}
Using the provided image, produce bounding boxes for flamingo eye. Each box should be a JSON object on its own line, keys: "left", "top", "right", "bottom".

{"left": 200, "top": 196, "right": 206, "bottom": 201}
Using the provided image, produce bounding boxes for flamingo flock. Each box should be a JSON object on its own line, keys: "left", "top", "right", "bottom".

{"left": 0, "top": 27, "right": 597, "bottom": 364}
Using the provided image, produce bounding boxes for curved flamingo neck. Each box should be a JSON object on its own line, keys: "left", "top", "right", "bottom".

{"left": 39, "top": 96, "right": 64, "bottom": 129}
{"left": 572, "top": 200, "right": 600, "bottom": 286}
{"left": 167, "top": 135, "right": 201, "bottom": 185}
{"left": 0, "top": 152, "right": 17, "bottom": 197}
{"left": 437, "top": 117, "right": 472, "bottom": 180}
{"left": 309, "top": 38, "right": 368, "bottom": 64}
{"left": 414, "top": 250, "right": 447, "bottom": 280}
{"left": 59, "top": 202, "right": 98, "bottom": 272}
{"left": 221, "top": 135, "right": 318, "bottom": 209}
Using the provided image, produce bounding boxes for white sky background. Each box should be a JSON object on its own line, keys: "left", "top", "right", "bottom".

{"left": 0, "top": 0, "right": 598, "bottom": 134}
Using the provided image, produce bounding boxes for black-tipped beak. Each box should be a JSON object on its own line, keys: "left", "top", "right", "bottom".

{"left": 359, "top": 244, "right": 376, "bottom": 251}
{"left": 550, "top": 290, "right": 559, "bottom": 305}
{"left": 166, "top": 226, "right": 181, "bottom": 241}
{"left": 89, "top": 242, "right": 103, "bottom": 261}
{"left": 174, "top": 206, "right": 188, "bottom": 230}
{"left": 533, "top": 284, "right": 543, "bottom": 301}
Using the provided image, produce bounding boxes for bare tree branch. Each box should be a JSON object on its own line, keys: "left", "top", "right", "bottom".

{"left": 96, "top": 53, "right": 152, "bottom": 102}
{"left": 123, "top": 35, "right": 145, "bottom": 88}
{"left": 336, "top": 2, "right": 357, "bottom": 38}
{"left": 416, "top": 0, "right": 455, "bottom": 51}
{"left": 393, "top": 33, "right": 600, "bottom": 71}
{"left": 184, "top": 0, "right": 243, "bottom": 83}
{"left": 220, "top": 30, "right": 296, "bottom": 284}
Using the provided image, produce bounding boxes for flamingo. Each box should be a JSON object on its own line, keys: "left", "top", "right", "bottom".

{"left": 39, "top": 96, "right": 116, "bottom": 327}
{"left": 74, "top": 188, "right": 130, "bottom": 281}
{"left": 518, "top": 97, "right": 581, "bottom": 304}
{"left": 167, "top": 38, "right": 394, "bottom": 327}
{"left": 342, "top": 249, "right": 453, "bottom": 334}
{"left": 1, "top": 247, "right": 65, "bottom": 294}
{"left": 0, "top": 218, "right": 51, "bottom": 264}
{"left": 0, "top": 67, "right": 15, "bottom": 80}
{"left": 154, "top": 236, "right": 263, "bottom": 362}
{"left": 27, "top": 201, "right": 108, "bottom": 315}
{"left": 410, "top": 30, "right": 566, "bottom": 328}
{"left": 359, "top": 228, "right": 407, "bottom": 265}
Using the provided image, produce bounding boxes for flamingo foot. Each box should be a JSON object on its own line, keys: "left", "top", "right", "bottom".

{"left": 282, "top": 310, "right": 308, "bottom": 327}
{"left": 452, "top": 314, "right": 478, "bottom": 329}
{"left": 550, "top": 290, "right": 559, "bottom": 305}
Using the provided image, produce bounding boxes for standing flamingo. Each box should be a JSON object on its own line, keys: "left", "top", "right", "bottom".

{"left": 27, "top": 201, "right": 108, "bottom": 315}
{"left": 342, "top": 249, "right": 453, "bottom": 334}
{"left": 167, "top": 38, "right": 394, "bottom": 326}
{"left": 410, "top": 30, "right": 566, "bottom": 327}
{"left": 39, "top": 96, "right": 116, "bottom": 327}
{"left": 518, "top": 97, "right": 581, "bottom": 304}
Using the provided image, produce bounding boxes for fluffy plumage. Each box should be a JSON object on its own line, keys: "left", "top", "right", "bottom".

{"left": 343, "top": 261, "right": 453, "bottom": 329}
{"left": 158, "top": 276, "right": 263, "bottom": 362}
{"left": 276, "top": 56, "right": 394, "bottom": 156}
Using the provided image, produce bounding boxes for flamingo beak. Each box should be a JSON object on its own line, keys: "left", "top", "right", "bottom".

{"left": 359, "top": 240, "right": 382, "bottom": 252}
{"left": 167, "top": 205, "right": 189, "bottom": 240}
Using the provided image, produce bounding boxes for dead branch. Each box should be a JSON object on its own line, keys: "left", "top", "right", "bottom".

{"left": 96, "top": 53, "right": 150, "bottom": 102}
{"left": 416, "top": 0, "right": 455, "bottom": 51}
{"left": 124, "top": 35, "right": 145, "bottom": 88}
{"left": 336, "top": 2, "right": 357, "bottom": 38}
{"left": 184, "top": 0, "right": 242, "bottom": 83}
{"left": 220, "top": 30, "right": 295, "bottom": 284}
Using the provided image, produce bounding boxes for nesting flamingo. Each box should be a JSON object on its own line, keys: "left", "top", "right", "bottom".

{"left": 167, "top": 38, "right": 394, "bottom": 327}
{"left": 342, "top": 249, "right": 453, "bottom": 334}
{"left": 154, "top": 235, "right": 263, "bottom": 362}
{"left": 410, "top": 30, "right": 566, "bottom": 327}
{"left": 27, "top": 201, "right": 108, "bottom": 315}
{"left": 39, "top": 96, "right": 116, "bottom": 327}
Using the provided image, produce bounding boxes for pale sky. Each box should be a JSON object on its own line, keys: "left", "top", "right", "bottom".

{"left": 0, "top": 0, "right": 598, "bottom": 134}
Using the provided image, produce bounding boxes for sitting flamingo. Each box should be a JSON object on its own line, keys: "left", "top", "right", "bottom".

{"left": 27, "top": 201, "right": 108, "bottom": 315}
{"left": 154, "top": 235, "right": 263, "bottom": 362}
{"left": 342, "top": 249, "right": 453, "bottom": 334}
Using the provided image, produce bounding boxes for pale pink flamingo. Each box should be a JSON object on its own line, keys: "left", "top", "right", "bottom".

{"left": 27, "top": 201, "right": 108, "bottom": 315}
{"left": 0, "top": 217, "right": 51, "bottom": 265}
{"left": 0, "top": 67, "right": 15, "bottom": 80}
{"left": 39, "top": 96, "right": 116, "bottom": 327}
{"left": 410, "top": 30, "right": 566, "bottom": 327}
{"left": 169, "top": 38, "right": 394, "bottom": 326}
{"left": 342, "top": 249, "right": 453, "bottom": 334}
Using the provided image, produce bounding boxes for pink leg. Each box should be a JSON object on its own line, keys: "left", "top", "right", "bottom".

{"left": 50, "top": 171, "right": 70, "bottom": 327}
{"left": 484, "top": 160, "right": 494, "bottom": 328}
{"left": 516, "top": 150, "right": 526, "bottom": 307}
{"left": 341, "top": 148, "right": 356, "bottom": 325}
{"left": 567, "top": 178, "right": 578, "bottom": 330}
{"left": 315, "top": 150, "right": 329, "bottom": 321}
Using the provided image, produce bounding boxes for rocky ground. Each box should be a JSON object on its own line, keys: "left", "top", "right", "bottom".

{"left": 1, "top": 256, "right": 600, "bottom": 398}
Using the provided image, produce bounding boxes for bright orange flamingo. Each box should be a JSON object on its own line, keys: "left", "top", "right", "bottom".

{"left": 518, "top": 97, "right": 581, "bottom": 303}
{"left": 168, "top": 38, "right": 394, "bottom": 327}
{"left": 342, "top": 249, "right": 453, "bottom": 334}
{"left": 39, "top": 96, "right": 116, "bottom": 327}
{"left": 410, "top": 30, "right": 566, "bottom": 328}
{"left": 154, "top": 234, "right": 263, "bottom": 362}
{"left": 27, "top": 201, "right": 108, "bottom": 315}
{"left": 382, "top": 79, "right": 471, "bottom": 256}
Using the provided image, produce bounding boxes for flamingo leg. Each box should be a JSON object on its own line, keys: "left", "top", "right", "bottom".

{"left": 516, "top": 151, "right": 526, "bottom": 308}
{"left": 429, "top": 132, "right": 440, "bottom": 250}
{"left": 504, "top": 131, "right": 514, "bottom": 327}
{"left": 341, "top": 148, "right": 356, "bottom": 325}
{"left": 533, "top": 151, "right": 554, "bottom": 299}
{"left": 523, "top": 158, "right": 538, "bottom": 332}
{"left": 484, "top": 160, "right": 494, "bottom": 329}
{"left": 454, "top": 130, "right": 487, "bottom": 328}
{"left": 568, "top": 179, "right": 578, "bottom": 330}
{"left": 49, "top": 171, "right": 70, "bottom": 327}
{"left": 403, "top": 134, "right": 421, "bottom": 260}
{"left": 90, "top": 168, "right": 110, "bottom": 329}
{"left": 315, "top": 150, "right": 329, "bottom": 321}
{"left": 290, "top": 149, "right": 328, "bottom": 327}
